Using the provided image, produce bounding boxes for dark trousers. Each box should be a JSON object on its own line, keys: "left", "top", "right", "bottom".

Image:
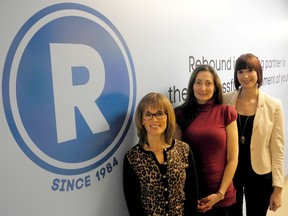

{"left": 231, "top": 172, "right": 273, "bottom": 216}
{"left": 198, "top": 206, "right": 231, "bottom": 216}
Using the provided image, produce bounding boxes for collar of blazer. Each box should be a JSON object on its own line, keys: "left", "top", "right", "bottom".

{"left": 228, "top": 88, "right": 265, "bottom": 107}
{"left": 227, "top": 88, "right": 265, "bottom": 129}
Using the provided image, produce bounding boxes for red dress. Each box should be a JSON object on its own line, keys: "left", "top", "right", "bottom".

{"left": 177, "top": 100, "right": 237, "bottom": 207}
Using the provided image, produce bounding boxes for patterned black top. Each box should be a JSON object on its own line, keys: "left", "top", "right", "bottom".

{"left": 123, "top": 139, "right": 198, "bottom": 216}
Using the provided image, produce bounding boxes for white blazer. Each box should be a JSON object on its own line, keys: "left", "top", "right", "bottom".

{"left": 223, "top": 89, "right": 284, "bottom": 188}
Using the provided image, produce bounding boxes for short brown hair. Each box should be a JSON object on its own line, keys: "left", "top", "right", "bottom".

{"left": 135, "top": 92, "right": 176, "bottom": 146}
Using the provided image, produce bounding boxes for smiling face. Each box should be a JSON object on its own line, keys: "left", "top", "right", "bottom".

{"left": 233, "top": 53, "right": 263, "bottom": 90}
{"left": 135, "top": 92, "right": 176, "bottom": 146}
{"left": 193, "top": 71, "right": 215, "bottom": 104}
{"left": 142, "top": 107, "right": 167, "bottom": 138}
{"left": 236, "top": 68, "right": 258, "bottom": 89}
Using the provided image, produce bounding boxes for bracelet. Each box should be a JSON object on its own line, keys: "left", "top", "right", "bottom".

{"left": 216, "top": 191, "right": 225, "bottom": 200}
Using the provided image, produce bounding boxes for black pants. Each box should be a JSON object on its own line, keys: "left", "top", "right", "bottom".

{"left": 230, "top": 172, "right": 273, "bottom": 216}
{"left": 198, "top": 206, "right": 231, "bottom": 216}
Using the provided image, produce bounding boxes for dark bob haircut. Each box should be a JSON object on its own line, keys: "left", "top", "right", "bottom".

{"left": 234, "top": 53, "right": 263, "bottom": 90}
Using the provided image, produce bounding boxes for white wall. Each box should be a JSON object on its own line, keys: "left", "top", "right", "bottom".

{"left": 0, "top": 0, "right": 288, "bottom": 215}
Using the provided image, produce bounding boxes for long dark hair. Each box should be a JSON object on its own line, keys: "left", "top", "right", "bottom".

{"left": 175, "top": 65, "right": 223, "bottom": 130}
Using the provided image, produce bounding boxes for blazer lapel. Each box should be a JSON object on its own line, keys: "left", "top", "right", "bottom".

{"left": 226, "top": 90, "right": 240, "bottom": 107}
{"left": 253, "top": 89, "right": 265, "bottom": 129}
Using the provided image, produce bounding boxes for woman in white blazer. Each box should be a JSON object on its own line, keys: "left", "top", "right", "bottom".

{"left": 223, "top": 53, "right": 284, "bottom": 216}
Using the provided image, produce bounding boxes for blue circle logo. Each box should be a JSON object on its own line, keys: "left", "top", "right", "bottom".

{"left": 2, "top": 3, "right": 136, "bottom": 175}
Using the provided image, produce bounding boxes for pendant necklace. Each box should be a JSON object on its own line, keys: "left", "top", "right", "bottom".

{"left": 238, "top": 115, "right": 250, "bottom": 144}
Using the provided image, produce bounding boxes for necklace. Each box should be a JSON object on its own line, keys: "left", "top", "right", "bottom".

{"left": 147, "top": 148, "right": 164, "bottom": 152}
{"left": 144, "top": 143, "right": 167, "bottom": 152}
{"left": 238, "top": 115, "right": 250, "bottom": 144}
